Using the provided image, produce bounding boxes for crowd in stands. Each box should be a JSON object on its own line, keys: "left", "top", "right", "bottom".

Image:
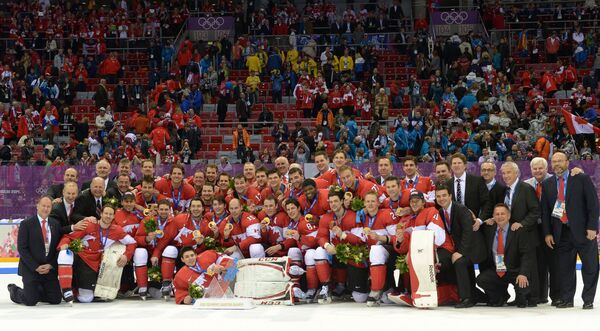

{"left": 0, "top": 0, "right": 600, "bottom": 168}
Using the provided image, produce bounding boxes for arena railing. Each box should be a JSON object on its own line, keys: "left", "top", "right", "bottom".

{"left": 243, "top": 32, "right": 415, "bottom": 51}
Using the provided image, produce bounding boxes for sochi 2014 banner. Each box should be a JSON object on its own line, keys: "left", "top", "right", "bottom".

{"left": 431, "top": 10, "right": 481, "bottom": 36}
{"left": 187, "top": 16, "right": 235, "bottom": 40}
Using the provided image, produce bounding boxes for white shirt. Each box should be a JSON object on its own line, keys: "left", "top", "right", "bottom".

{"left": 37, "top": 214, "right": 51, "bottom": 244}
{"left": 486, "top": 178, "right": 496, "bottom": 191}
{"left": 453, "top": 172, "right": 467, "bottom": 204}
{"left": 63, "top": 199, "right": 74, "bottom": 218}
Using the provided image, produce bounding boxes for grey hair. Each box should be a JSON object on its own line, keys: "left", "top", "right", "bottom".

{"left": 501, "top": 161, "right": 520, "bottom": 177}
{"left": 530, "top": 157, "right": 548, "bottom": 170}
{"left": 480, "top": 160, "right": 496, "bottom": 172}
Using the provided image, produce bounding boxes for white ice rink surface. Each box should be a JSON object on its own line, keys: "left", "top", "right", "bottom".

{"left": 0, "top": 273, "right": 598, "bottom": 331}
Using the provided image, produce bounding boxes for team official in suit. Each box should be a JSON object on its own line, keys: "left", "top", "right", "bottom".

{"left": 81, "top": 159, "right": 118, "bottom": 192}
{"left": 72, "top": 177, "right": 106, "bottom": 222}
{"left": 447, "top": 153, "right": 492, "bottom": 221}
{"left": 541, "top": 151, "right": 599, "bottom": 309}
{"left": 7, "top": 196, "right": 63, "bottom": 306}
{"left": 374, "top": 157, "right": 393, "bottom": 185}
{"left": 435, "top": 183, "right": 487, "bottom": 308}
{"left": 477, "top": 203, "right": 534, "bottom": 308}
{"left": 499, "top": 161, "right": 541, "bottom": 306}
{"left": 480, "top": 161, "right": 507, "bottom": 206}
{"left": 524, "top": 157, "right": 557, "bottom": 304}
{"left": 49, "top": 182, "right": 90, "bottom": 234}
{"left": 46, "top": 167, "right": 79, "bottom": 203}
{"left": 106, "top": 173, "right": 132, "bottom": 202}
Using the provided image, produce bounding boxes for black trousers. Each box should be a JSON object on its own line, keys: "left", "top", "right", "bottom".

{"left": 537, "top": 225, "right": 561, "bottom": 302}
{"left": 15, "top": 276, "right": 62, "bottom": 306}
{"left": 476, "top": 268, "right": 530, "bottom": 304}
{"left": 453, "top": 256, "right": 486, "bottom": 302}
{"left": 557, "top": 225, "right": 599, "bottom": 304}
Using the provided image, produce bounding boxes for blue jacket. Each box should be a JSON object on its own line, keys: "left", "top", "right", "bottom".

{"left": 394, "top": 128, "right": 414, "bottom": 151}
{"left": 345, "top": 120, "right": 358, "bottom": 141}
{"left": 271, "top": 75, "right": 284, "bottom": 92}
{"left": 583, "top": 107, "right": 597, "bottom": 123}
{"left": 267, "top": 54, "right": 283, "bottom": 72}
{"left": 457, "top": 93, "right": 477, "bottom": 111}
{"left": 161, "top": 46, "right": 174, "bottom": 62}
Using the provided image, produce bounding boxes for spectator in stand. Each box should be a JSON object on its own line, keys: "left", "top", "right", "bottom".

{"left": 236, "top": 92, "right": 249, "bottom": 124}
{"left": 93, "top": 79, "right": 109, "bottom": 109}
{"left": 546, "top": 32, "right": 561, "bottom": 64}
{"left": 257, "top": 106, "right": 274, "bottom": 129}
{"left": 99, "top": 52, "right": 121, "bottom": 84}
{"left": 315, "top": 103, "right": 334, "bottom": 139}
{"left": 95, "top": 107, "right": 113, "bottom": 132}
{"left": 217, "top": 95, "right": 228, "bottom": 123}
{"left": 271, "top": 69, "right": 284, "bottom": 103}
{"left": 374, "top": 88, "right": 389, "bottom": 122}
{"left": 114, "top": 80, "right": 129, "bottom": 113}
{"left": 272, "top": 118, "right": 289, "bottom": 147}
{"left": 233, "top": 124, "right": 250, "bottom": 161}
{"left": 245, "top": 71, "right": 260, "bottom": 106}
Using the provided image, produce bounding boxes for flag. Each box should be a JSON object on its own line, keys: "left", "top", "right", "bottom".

{"left": 518, "top": 31, "right": 528, "bottom": 51}
{"left": 562, "top": 109, "right": 600, "bottom": 135}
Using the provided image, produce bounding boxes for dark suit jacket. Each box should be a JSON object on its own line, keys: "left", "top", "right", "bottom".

{"left": 106, "top": 187, "right": 125, "bottom": 202}
{"left": 17, "top": 215, "right": 61, "bottom": 281}
{"left": 541, "top": 173, "right": 599, "bottom": 244}
{"left": 507, "top": 181, "right": 540, "bottom": 230}
{"left": 480, "top": 223, "right": 535, "bottom": 278}
{"left": 71, "top": 190, "right": 105, "bottom": 222}
{"left": 440, "top": 202, "right": 487, "bottom": 264}
{"left": 49, "top": 199, "right": 75, "bottom": 234}
{"left": 46, "top": 183, "right": 65, "bottom": 200}
{"left": 488, "top": 181, "right": 507, "bottom": 206}
{"left": 446, "top": 174, "right": 493, "bottom": 221}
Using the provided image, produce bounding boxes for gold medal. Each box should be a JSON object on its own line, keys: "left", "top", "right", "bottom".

{"left": 344, "top": 192, "right": 353, "bottom": 200}
{"left": 208, "top": 221, "right": 217, "bottom": 228}
{"left": 363, "top": 227, "right": 371, "bottom": 235}
{"left": 193, "top": 230, "right": 202, "bottom": 239}
{"left": 155, "top": 229, "right": 164, "bottom": 238}
{"left": 396, "top": 207, "right": 402, "bottom": 216}
{"left": 143, "top": 208, "right": 151, "bottom": 216}
{"left": 225, "top": 223, "right": 233, "bottom": 231}
{"left": 261, "top": 217, "right": 270, "bottom": 225}
{"left": 305, "top": 214, "right": 314, "bottom": 223}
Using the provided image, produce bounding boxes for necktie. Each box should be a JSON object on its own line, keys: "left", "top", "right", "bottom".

{"left": 444, "top": 209, "right": 451, "bottom": 231}
{"left": 409, "top": 179, "right": 414, "bottom": 188}
{"left": 41, "top": 219, "right": 48, "bottom": 243}
{"left": 456, "top": 178, "right": 462, "bottom": 203}
{"left": 535, "top": 182, "right": 542, "bottom": 200}
{"left": 504, "top": 187, "right": 512, "bottom": 209}
{"left": 558, "top": 177, "right": 568, "bottom": 224}
{"left": 68, "top": 203, "right": 73, "bottom": 218}
{"left": 96, "top": 199, "right": 102, "bottom": 216}
{"left": 497, "top": 227, "right": 505, "bottom": 277}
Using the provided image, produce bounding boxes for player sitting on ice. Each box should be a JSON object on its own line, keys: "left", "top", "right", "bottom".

{"left": 173, "top": 246, "right": 235, "bottom": 304}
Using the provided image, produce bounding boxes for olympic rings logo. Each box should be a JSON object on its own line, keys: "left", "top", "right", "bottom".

{"left": 196, "top": 17, "right": 225, "bottom": 29}
{"left": 440, "top": 11, "right": 469, "bottom": 24}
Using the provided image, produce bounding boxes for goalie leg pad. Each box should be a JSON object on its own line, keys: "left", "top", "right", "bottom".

{"left": 236, "top": 257, "right": 291, "bottom": 282}
{"left": 234, "top": 281, "right": 292, "bottom": 301}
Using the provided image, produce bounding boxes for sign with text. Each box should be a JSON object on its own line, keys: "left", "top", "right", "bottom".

{"left": 431, "top": 10, "right": 481, "bottom": 36}
{"left": 187, "top": 16, "right": 235, "bottom": 41}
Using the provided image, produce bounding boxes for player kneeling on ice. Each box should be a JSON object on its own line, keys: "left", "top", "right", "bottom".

{"left": 388, "top": 190, "right": 459, "bottom": 307}
{"left": 174, "top": 246, "right": 234, "bottom": 304}
{"left": 57, "top": 204, "right": 136, "bottom": 304}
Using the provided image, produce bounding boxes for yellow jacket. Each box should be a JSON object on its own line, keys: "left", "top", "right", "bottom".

{"left": 246, "top": 55, "right": 261, "bottom": 73}
{"left": 339, "top": 55, "right": 354, "bottom": 72}
{"left": 287, "top": 49, "right": 299, "bottom": 65}
{"left": 245, "top": 75, "right": 261, "bottom": 91}
{"left": 307, "top": 58, "right": 318, "bottom": 77}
